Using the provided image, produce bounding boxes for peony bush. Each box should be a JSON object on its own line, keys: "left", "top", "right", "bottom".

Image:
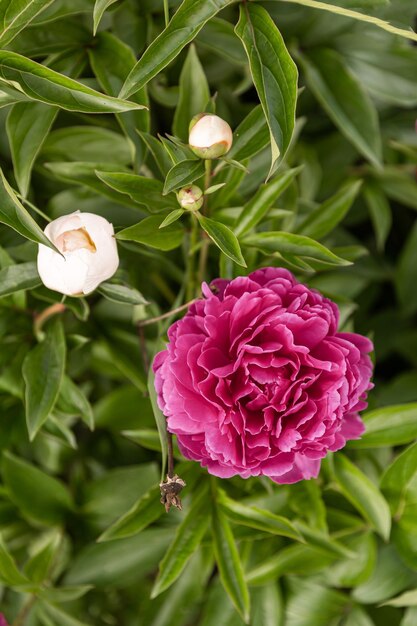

{"left": 0, "top": 1, "right": 416, "bottom": 625}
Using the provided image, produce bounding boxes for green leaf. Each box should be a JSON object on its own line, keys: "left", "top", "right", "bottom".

{"left": 296, "top": 48, "right": 382, "bottom": 167}
{"left": 96, "top": 171, "right": 178, "bottom": 212}
{"left": 235, "top": 167, "right": 302, "bottom": 237}
{"left": 363, "top": 182, "right": 392, "bottom": 252}
{"left": 173, "top": 44, "right": 209, "bottom": 142}
{"left": 212, "top": 496, "right": 250, "bottom": 623}
{"left": 98, "top": 484, "right": 163, "bottom": 542}
{"left": 119, "top": 0, "right": 236, "bottom": 98}
{"left": 198, "top": 215, "right": 246, "bottom": 267}
{"left": 38, "top": 601, "right": 92, "bottom": 626}
{"left": 197, "top": 17, "right": 247, "bottom": 65}
{"left": 0, "top": 167, "right": 55, "bottom": 249}
{"left": 163, "top": 159, "right": 205, "bottom": 195}
{"left": 349, "top": 403, "right": 417, "bottom": 448}
{"left": 228, "top": 105, "right": 270, "bottom": 163}
{"left": 159, "top": 208, "right": 186, "bottom": 228}
{"left": 152, "top": 489, "right": 210, "bottom": 597}
{"left": 45, "top": 162, "right": 137, "bottom": 209}
{"left": 65, "top": 528, "right": 171, "bottom": 587}
{"left": 252, "top": 584, "right": 284, "bottom": 626}
{"left": 331, "top": 453, "right": 391, "bottom": 540}
{"left": 0, "top": 50, "right": 145, "bottom": 113}
{"left": 148, "top": 366, "right": 168, "bottom": 480}
{"left": 93, "top": 0, "right": 119, "bottom": 35}
{"left": 382, "top": 589, "right": 417, "bottom": 608}
{"left": 273, "top": 0, "right": 417, "bottom": 42}
{"left": 24, "top": 529, "right": 61, "bottom": 583}
{"left": 218, "top": 491, "right": 301, "bottom": 541}
{"left": 235, "top": 3, "right": 298, "bottom": 178}
{"left": 296, "top": 180, "right": 362, "bottom": 239}
{"left": 285, "top": 580, "right": 348, "bottom": 626}
{"left": 117, "top": 215, "right": 184, "bottom": 251}
{"left": 0, "top": 533, "right": 29, "bottom": 586}
{"left": 205, "top": 183, "right": 226, "bottom": 195}
{"left": 42, "top": 125, "right": 132, "bottom": 165}
{"left": 57, "top": 376, "right": 94, "bottom": 431}
{"left": 396, "top": 222, "right": 417, "bottom": 316}
{"left": 342, "top": 607, "right": 375, "bottom": 626}
{"left": 243, "top": 231, "right": 350, "bottom": 266}
{"left": 0, "top": 0, "right": 55, "bottom": 47}
{"left": 246, "top": 543, "right": 336, "bottom": 585}
{"left": 7, "top": 102, "right": 57, "bottom": 197}
{"left": 22, "top": 316, "right": 66, "bottom": 441}
{"left": 2, "top": 451, "right": 73, "bottom": 525}
{"left": 381, "top": 442, "right": 417, "bottom": 515}
{"left": 353, "top": 545, "right": 417, "bottom": 604}
{"left": 373, "top": 167, "right": 417, "bottom": 211}
{"left": 98, "top": 282, "right": 148, "bottom": 305}
{"left": 88, "top": 32, "right": 149, "bottom": 167}
{"left": 0, "top": 261, "right": 41, "bottom": 297}
{"left": 38, "top": 585, "right": 92, "bottom": 604}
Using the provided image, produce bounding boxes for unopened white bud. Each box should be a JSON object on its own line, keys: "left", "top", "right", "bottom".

{"left": 37, "top": 211, "right": 119, "bottom": 296}
{"left": 189, "top": 114, "right": 233, "bottom": 159}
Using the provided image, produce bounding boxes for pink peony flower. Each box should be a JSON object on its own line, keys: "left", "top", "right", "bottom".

{"left": 153, "top": 268, "right": 373, "bottom": 484}
{"left": 0, "top": 614, "right": 9, "bottom": 626}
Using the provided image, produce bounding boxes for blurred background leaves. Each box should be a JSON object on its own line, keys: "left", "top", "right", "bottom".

{"left": 0, "top": 0, "right": 416, "bottom": 625}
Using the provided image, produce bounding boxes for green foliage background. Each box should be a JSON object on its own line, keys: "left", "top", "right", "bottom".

{"left": 0, "top": 0, "right": 416, "bottom": 624}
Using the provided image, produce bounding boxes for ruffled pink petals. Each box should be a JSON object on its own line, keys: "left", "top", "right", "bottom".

{"left": 153, "top": 268, "right": 373, "bottom": 485}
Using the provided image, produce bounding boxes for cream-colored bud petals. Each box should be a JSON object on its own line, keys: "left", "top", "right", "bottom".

{"left": 177, "top": 185, "right": 203, "bottom": 211}
{"left": 189, "top": 114, "right": 233, "bottom": 158}
{"left": 37, "top": 211, "right": 119, "bottom": 296}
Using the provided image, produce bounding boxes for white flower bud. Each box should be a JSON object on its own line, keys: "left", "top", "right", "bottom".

{"left": 177, "top": 185, "right": 203, "bottom": 211}
{"left": 189, "top": 113, "right": 233, "bottom": 159}
{"left": 37, "top": 211, "right": 119, "bottom": 296}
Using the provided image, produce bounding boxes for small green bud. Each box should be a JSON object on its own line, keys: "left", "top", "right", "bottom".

{"left": 189, "top": 113, "right": 233, "bottom": 159}
{"left": 177, "top": 185, "right": 204, "bottom": 211}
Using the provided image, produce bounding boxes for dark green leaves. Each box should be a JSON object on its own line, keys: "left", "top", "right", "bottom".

{"left": 93, "top": 0, "right": 119, "bottom": 35}
{"left": 0, "top": 261, "right": 41, "bottom": 297}
{"left": 120, "top": 0, "right": 236, "bottom": 98}
{"left": 219, "top": 491, "right": 301, "bottom": 541}
{"left": 173, "top": 44, "right": 209, "bottom": 141}
{"left": 297, "top": 48, "right": 382, "bottom": 167}
{"left": 22, "top": 317, "right": 66, "bottom": 440}
{"left": 198, "top": 215, "right": 246, "bottom": 267}
{"left": 96, "top": 171, "right": 178, "bottom": 212}
{"left": 349, "top": 404, "right": 417, "bottom": 448}
{"left": 0, "top": 50, "right": 145, "bottom": 113}
{"left": 98, "top": 282, "right": 148, "bottom": 305}
{"left": 331, "top": 454, "right": 391, "bottom": 541}
{"left": 152, "top": 490, "right": 210, "bottom": 597}
{"left": 117, "top": 215, "right": 184, "bottom": 251}
{"left": 163, "top": 159, "right": 205, "bottom": 195}
{"left": 296, "top": 180, "right": 362, "bottom": 240}
{"left": 2, "top": 451, "right": 73, "bottom": 525}
{"left": 0, "top": 0, "right": 54, "bottom": 47}
{"left": 243, "top": 231, "right": 350, "bottom": 266}
{"left": 212, "top": 494, "right": 250, "bottom": 623}
{"left": 7, "top": 101, "right": 57, "bottom": 197}
{"left": 98, "top": 485, "right": 163, "bottom": 542}
{"left": 235, "top": 167, "right": 302, "bottom": 237}
{"left": 235, "top": 3, "right": 298, "bottom": 177}
{"left": 0, "top": 167, "right": 54, "bottom": 248}
{"left": 0, "top": 533, "right": 29, "bottom": 586}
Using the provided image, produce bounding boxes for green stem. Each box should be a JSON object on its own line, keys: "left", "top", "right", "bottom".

{"left": 16, "top": 193, "right": 51, "bottom": 223}
{"left": 197, "top": 159, "right": 212, "bottom": 285}
{"left": 163, "top": 0, "right": 169, "bottom": 27}
{"left": 186, "top": 214, "right": 199, "bottom": 301}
